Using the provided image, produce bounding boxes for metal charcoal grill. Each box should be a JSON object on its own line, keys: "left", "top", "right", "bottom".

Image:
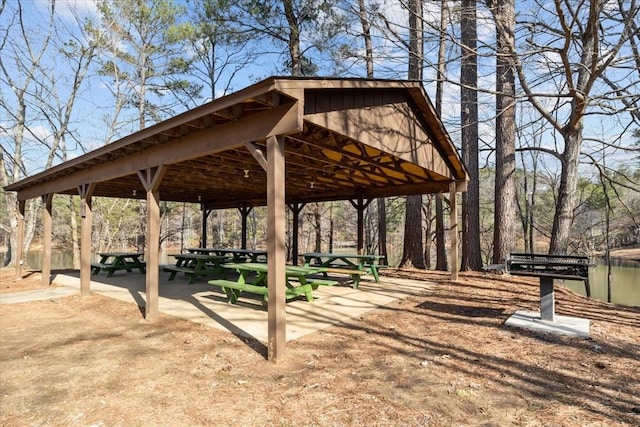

{"left": 507, "top": 253, "right": 590, "bottom": 322}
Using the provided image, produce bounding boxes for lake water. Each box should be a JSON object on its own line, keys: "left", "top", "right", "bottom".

{"left": 4, "top": 250, "right": 639, "bottom": 307}
{"left": 565, "top": 258, "right": 640, "bottom": 307}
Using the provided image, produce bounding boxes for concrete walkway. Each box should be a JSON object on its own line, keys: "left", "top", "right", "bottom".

{"left": 0, "top": 285, "right": 79, "bottom": 304}
{"left": 2, "top": 269, "right": 434, "bottom": 344}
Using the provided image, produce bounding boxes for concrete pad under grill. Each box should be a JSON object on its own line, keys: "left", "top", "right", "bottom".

{"left": 505, "top": 309, "right": 590, "bottom": 338}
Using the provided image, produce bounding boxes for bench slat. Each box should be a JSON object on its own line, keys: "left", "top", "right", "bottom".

{"left": 163, "top": 266, "right": 195, "bottom": 273}
{"left": 321, "top": 268, "right": 367, "bottom": 288}
{"left": 307, "top": 279, "right": 338, "bottom": 287}
{"left": 92, "top": 262, "right": 146, "bottom": 277}
{"left": 208, "top": 280, "right": 315, "bottom": 303}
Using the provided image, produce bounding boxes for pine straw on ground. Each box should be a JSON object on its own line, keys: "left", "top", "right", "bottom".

{"left": 1, "top": 267, "right": 638, "bottom": 426}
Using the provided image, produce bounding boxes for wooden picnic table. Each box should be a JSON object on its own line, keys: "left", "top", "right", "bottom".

{"left": 209, "top": 262, "right": 336, "bottom": 304}
{"left": 163, "top": 253, "right": 230, "bottom": 284}
{"left": 91, "top": 252, "right": 146, "bottom": 277}
{"left": 186, "top": 247, "right": 267, "bottom": 262}
{"left": 301, "top": 252, "right": 386, "bottom": 285}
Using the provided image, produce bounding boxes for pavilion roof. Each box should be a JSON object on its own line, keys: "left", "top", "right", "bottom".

{"left": 5, "top": 76, "right": 468, "bottom": 206}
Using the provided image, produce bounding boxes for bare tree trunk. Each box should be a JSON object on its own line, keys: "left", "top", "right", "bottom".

{"left": 0, "top": 3, "right": 55, "bottom": 268}
{"left": 377, "top": 199, "right": 388, "bottom": 263}
{"left": 0, "top": 153, "right": 18, "bottom": 267}
{"left": 423, "top": 196, "right": 433, "bottom": 269}
{"left": 435, "top": 0, "right": 449, "bottom": 271}
{"left": 357, "top": 0, "right": 374, "bottom": 78}
{"left": 356, "top": 0, "right": 388, "bottom": 263}
{"left": 490, "top": 0, "right": 517, "bottom": 264}
{"left": 507, "top": 1, "right": 636, "bottom": 254}
{"left": 70, "top": 196, "right": 80, "bottom": 268}
{"left": 400, "top": 0, "right": 426, "bottom": 269}
{"left": 283, "top": 0, "right": 302, "bottom": 76}
{"left": 460, "top": 0, "right": 483, "bottom": 270}
{"left": 23, "top": 199, "right": 39, "bottom": 268}
{"left": 329, "top": 202, "right": 334, "bottom": 253}
{"left": 550, "top": 128, "right": 581, "bottom": 254}
{"left": 401, "top": 195, "right": 426, "bottom": 268}
{"left": 314, "top": 203, "right": 321, "bottom": 252}
{"left": 527, "top": 154, "right": 538, "bottom": 254}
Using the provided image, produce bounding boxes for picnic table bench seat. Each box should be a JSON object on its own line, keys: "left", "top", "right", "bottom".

{"left": 370, "top": 264, "right": 388, "bottom": 269}
{"left": 91, "top": 262, "right": 116, "bottom": 272}
{"left": 163, "top": 264, "right": 220, "bottom": 283}
{"left": 296, "top": 277, "right": 338, "bottom": 287}
{"left": 91, "top": 261, "right": 146, "bottom": 273}
{"left": 301, "top": 252, "right": 385, "bottom": 285}
{"left": 209, "top": 276, "right": 338, "bottom": 304}
{"left": 321, "top": 267, "right": 368, "bottom": 288}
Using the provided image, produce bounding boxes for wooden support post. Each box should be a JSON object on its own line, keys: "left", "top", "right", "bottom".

{"left": 288, "top": 202, "right": 305, "bottom": 265}
{"left": 377, "top": 198, "right": 388, "bottom": 265}
{"left": 42, "top": 194, "right": 53, "bottom": 287}
{"left": 201, "top": 206, "right": 212, "bottom": 248}
{"left": 349, "top": 197, "right": 372, "bottom": 255}
{"left": 357, "top": 200, "right": 364, "bottom": 255}
{"left": 449, "top": 182, "right": 459, "bottom": 280}
{"left": 238, "top": 206, "right": 253, "bottom": 249}
{"left": 79, "top": 183, "right": 95, "bottom": 296}
{"left": 539, "top": 277, "right": 555, "bottom": 322}
{"left": 267, "top": 135, "right": 286, "bottom": 362}
{"left": 137, "top": 166, "right": 167, "bottom": 321}
{"left": 15, "top": 201, "right": 25, "bottom": 280}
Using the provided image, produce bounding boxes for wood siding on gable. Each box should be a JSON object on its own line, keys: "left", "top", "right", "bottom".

{"left": 304, "top": 90, "right": 452, "bottom": 179}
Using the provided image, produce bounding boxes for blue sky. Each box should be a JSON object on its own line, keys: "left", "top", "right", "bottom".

{"left": 2, "top": 0, "right": 637, "bottom": 178}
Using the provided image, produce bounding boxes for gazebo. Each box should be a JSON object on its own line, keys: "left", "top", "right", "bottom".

{"left": 5, "top": 76, "right": 468, "bottom": 361}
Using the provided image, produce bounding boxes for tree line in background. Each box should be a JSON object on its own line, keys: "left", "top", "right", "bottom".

{"left": 1, "top": 0, "right": 638, "bottom": 270}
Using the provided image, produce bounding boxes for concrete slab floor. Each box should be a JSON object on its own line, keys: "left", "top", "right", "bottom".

{"left": 0, "top": 286, "right": 78, "bottom": 304}
{"left": 46, "top": 270, "right": 434, "bottom": 344}
{"left": 505, "top": 309, "right": 590, "bottom": 338}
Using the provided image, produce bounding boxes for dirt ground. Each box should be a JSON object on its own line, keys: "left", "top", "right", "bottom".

{"left": 1, "top": 267, "right": 639, "bottom": 426}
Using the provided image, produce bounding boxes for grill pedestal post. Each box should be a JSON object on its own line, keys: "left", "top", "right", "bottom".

{"left": 540, "top": 277, "right": 555, "bottom": 322}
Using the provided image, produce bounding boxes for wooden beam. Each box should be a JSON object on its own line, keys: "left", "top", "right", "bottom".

{"left": 285, "top": 136, "right": 411, "bottom": 186}
{"left": 41, "top": 194, "right": 53, "bottom": 287}
{"left": 201, "top": 206, "right": 212, "bottom": 248}
{"left": 78, "top": 183, "right": 95, "bottom": 296}
{"left": 15, "top": 102, "right": 302, "bottom": 201}
{"left": 305, "top": 104, "right": 453, "bottom": 178}
{"left": 244, "top": 142, "right": 268, "bottom": 171}
{"left": 267, "top": 135, "right": 286, "bottom": 362}
{"left": 139, "top": 166, "right": 166, "bottom": 321}
{"left": 239, "top": 206, "right": 253, "bottom": 249}
{"left": 5, "top": 78, "right": 287, "bottom": 190}
{"left": 288, "top": 202, "right": 305, "bottom": 265}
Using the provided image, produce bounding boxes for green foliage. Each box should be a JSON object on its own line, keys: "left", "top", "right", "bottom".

{"left": 94, "top": 0, "right": 200, "bottom": 128}
{"left": 224, "top": 0, "right": 342, "bottom": 75}
{"left": 285, "top": 55, "right": 318, "bottom": 76}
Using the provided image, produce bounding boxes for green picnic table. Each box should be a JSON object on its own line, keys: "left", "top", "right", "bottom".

{"left": 91, "top": 252, "right": 146, "bottom": 277}
{"left": 301, "top": 252, "right": 386, "bottom": 286}
{"left": 186, "top": 247, "right": 267, "bottom": 262}
{"left": 209, "top": 262, "right": 337, "bottom": 304}
{"left": 164, "top": 253, "right": 230, "bottom": 284}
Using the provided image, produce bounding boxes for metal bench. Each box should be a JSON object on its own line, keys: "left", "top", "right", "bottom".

{"left": 506, "top": 253, "right": 590, "bottom": 322}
